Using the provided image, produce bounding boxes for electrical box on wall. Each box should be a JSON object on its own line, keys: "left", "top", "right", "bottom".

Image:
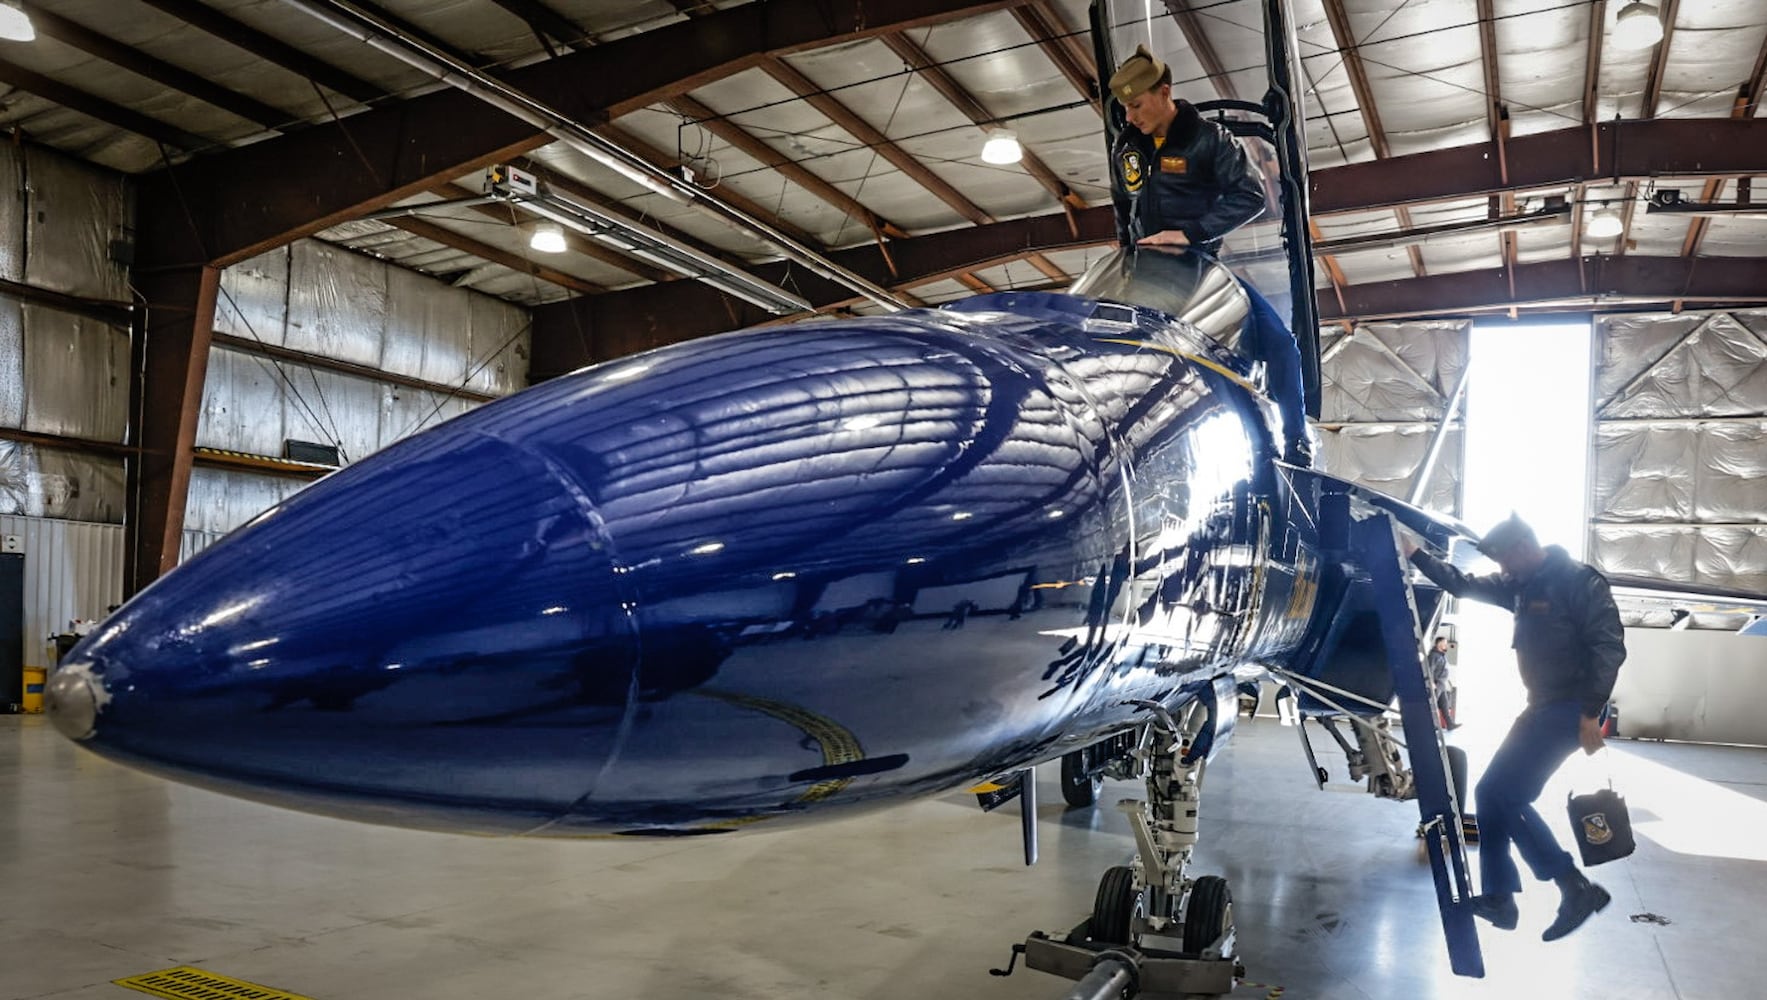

{"left": 2, "top": 535, "right": 20, "bottom": 553}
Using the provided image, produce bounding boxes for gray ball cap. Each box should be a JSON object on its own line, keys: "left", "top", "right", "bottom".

{"left": 1109, "top": 44, "right": 1167, "bottom": 102}
{"left": 1477, "top": 513, "right": 1536, "bottom": 557}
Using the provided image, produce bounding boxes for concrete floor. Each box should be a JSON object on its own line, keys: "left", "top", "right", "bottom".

{"left": 6, "top": 709, "right": 1766, "bottom": 1000}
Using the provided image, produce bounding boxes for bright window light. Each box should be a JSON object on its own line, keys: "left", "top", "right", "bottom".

{"left": 1453, "top": 318, "right": 1594, "bottom": 726}
{"left": 1463, "top": 319, "right": 1592, "bottom": 559}
{"left": 1612, "top": 2, "right": 1664, "bottom": 51}
{"left": 0, "top": 2, "right": 33, "bottom": 42}
{"left": 981, "top": 130, "right": 1023, "bottom": 165}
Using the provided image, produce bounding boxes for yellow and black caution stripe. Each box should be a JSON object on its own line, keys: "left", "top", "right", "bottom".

{"left": 1237, "top": 981, "right": 1286, "bottom": 1000}
{"left": 115, "top": 966, "right": 312, "bottom": 1000}
{"left": 193, "top": 446, "right": 332, "bottom": 479}
{"left": 691, "top": 689, "right": 866, "bottom": 829}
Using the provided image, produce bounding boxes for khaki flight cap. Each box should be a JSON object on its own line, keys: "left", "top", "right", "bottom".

{"left": 1109, "top": 44, "right": 1167, "bottom": 102}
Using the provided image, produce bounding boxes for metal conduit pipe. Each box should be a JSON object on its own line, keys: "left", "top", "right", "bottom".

{"left": 276, "top": 0, "right": 910, "bottom": 312}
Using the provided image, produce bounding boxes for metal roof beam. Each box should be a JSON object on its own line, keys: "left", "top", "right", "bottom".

{"left": 1010, "top": 1, "right": 1100, "bottom": 116}
{"left": 668, "top": 93, "right": 908, "bottom": 239}
{"left": 22, "top": 3, "right": 295, "bottom": 129}
{"left": 1319, "top": 0, "right": 1424, "bottom": 277}
{"left": 0, "top": 56, "right": 210, "bottom": 150}
{"left": 136, "top": 0, "right": 1014, "bottom": 269}
{"left": 1161, "top": 0, "right": 1237, "bottom": 101}
{"left": 426, "top": 182, "right": 670, "bottom": 282}
{"left": 1583, "top": 0, "right": 1607, "bottom": 124}
{"left": 592, "top": 121, "right": 822, "bottom": 249}
{"left": 1681, "top": 30, "right": 1767, "bottom": 259}
{"left": 760, "top": 55, "right": 991, "bottom": 227}
{"left": 1310, "top": 118, "right": 1767, "bottom": 215}
{"left": 1318, "top": 255, "right": 1767, "bottom": 322}
{"left": 383, "top": 215, "right": 606, "bottom": 294}
{"left": 211, "top": 332, "right": 498, "bottom": 404}
{"left": 878, "top": 31, "right": 1085, "bottom": 214}
{"left": 134, "top": 0, "right": 385, "bottom": 106}
{"left": 482, "top": 0, "right": 596, "bottom": 49}
{"left": 1640, "top": 0, "right": 1681, "bottom": 118}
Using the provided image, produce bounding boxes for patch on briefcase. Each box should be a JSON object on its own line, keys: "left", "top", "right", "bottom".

{"left": 1581, "top": 811, "right": 1614, "bottom": 845}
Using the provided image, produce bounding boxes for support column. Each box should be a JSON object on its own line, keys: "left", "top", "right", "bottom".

{"left": 125, "top": 265, "right": 218, "bottom": 595}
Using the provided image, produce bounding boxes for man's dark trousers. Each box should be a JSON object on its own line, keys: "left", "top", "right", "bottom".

{"left": 1239, "top": 283, "right": 1305, "bottom": 447}
{"left": 1476, "top": 699, "right": 1582, "bottom": 894}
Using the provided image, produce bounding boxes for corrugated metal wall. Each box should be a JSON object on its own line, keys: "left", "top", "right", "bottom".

{"left": 1590, "top": 309, "right": 1767, "bottom": 619}
{"left": 0, "top": 515, "right": 124, "bottom": 668}
{"left": 190, "top": 239, "right": 532, "bottom": 542}
{"left": 1316, "top": 319, "right": 1470, "bottom": 515}
{"left": 0, "top": 142, "right": 133, "bottom": 522}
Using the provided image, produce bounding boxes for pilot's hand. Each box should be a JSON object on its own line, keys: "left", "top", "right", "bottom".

{"left": 1578, "top": 715, "right": 1605, "bottom": 756}
{"left": 1138, "top": 229, "right": 1191, "bottom": 247}
{"left": 1401, "top": 538, "right": 1418, "bottom": 558}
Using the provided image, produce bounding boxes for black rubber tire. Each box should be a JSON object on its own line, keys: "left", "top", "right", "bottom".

{"left": 1061, "top": 748, "right": 1104, "bottom": 808}
{"left": 1182, "top": 876, "right": 1233, "bottom": 955}
{"left": 1091, "top": 865, "right": 1139, "bottom": 945}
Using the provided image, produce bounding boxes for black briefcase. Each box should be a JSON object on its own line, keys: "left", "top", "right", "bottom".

{"left": 1566, "top": 786, "right": 1635, "bottom": 866}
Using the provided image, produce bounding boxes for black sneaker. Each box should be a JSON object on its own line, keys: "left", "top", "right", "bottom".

{"left": 1470, "top": 893, "right": 1518, "bottom": 930}
{"left": 1542, "top": 879, "right": 1610, "bottom": 941}
{"left": 1282, "top": 438, "right": 1313, "bottom": 467}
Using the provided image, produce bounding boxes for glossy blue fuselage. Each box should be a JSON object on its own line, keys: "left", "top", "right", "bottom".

{"left": 54, "top": 281, "right": 1329, "bottom": 836}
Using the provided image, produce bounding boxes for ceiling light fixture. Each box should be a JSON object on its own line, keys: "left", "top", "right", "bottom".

{"left": 1612, "top": 2, "right": 1664, "bottom": 51}
{"left": 0, "top": 1, "right": 33, "bottom": 42}
{"left": 981, "top": 130, "right": 1023, "bottom": 165}
{"left": 529, "top": 222, "right": 567, "bottom": 253}
{"left": 1586, "top": 207, "right": 1625, "bottom": 239}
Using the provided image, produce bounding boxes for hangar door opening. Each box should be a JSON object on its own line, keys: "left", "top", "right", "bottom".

{"left": 1453, "top": 318, "right": 1593, "bottom": 729}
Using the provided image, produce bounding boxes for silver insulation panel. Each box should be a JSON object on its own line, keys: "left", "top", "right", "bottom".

{"left": 1317, "top": 319, "right": 1469, "bottom": 515}
{"left": 1591, "top": 310, "right": 1767, "bottom": 603}
{"left": 0, "top": 442, "right": 126, "bottom": 523}
{"left": 197, "top": 239, "right": 531, "bottom": 539}
{"left": 0, "top": 143, "right": 132, "bottom": 520}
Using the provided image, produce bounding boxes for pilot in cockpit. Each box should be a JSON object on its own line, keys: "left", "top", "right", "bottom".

{"left": 1106, "top": 45, "right": 1311, "bottom": 467}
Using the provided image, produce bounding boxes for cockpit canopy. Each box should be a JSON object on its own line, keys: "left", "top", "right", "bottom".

{"left": 1068, "top": 248, "right": 1250, "bottom": 351}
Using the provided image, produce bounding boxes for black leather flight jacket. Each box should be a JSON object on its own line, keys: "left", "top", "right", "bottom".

{"left": 1110, "top": 101, "right": 1266, "bottom": 252}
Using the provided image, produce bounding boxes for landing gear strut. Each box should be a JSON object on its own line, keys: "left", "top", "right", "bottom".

{"left": 998, "top": 698, "right": 1243, "bottom": 997}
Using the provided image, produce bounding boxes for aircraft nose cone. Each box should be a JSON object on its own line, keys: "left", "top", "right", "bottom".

{"left": 60, "top": 426, "right": 642, "bottom": 834}
{"left": 45, "top": 665, "right": 100, "bottom": 741}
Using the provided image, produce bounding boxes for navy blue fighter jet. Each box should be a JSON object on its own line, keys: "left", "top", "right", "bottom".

{"left": 39, "top": 0, "right": 1614, "bottom": 990}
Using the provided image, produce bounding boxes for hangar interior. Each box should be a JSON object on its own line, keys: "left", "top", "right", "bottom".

{"left": 1, "top": 0, "right": 1765, "bottom": 998}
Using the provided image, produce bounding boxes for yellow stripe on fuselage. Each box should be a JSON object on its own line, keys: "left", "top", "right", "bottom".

{"left": 1093, "top": 338, "right": 1264, "bottom": 397}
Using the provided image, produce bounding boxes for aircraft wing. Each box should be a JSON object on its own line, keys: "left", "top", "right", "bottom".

{"left": 1604, "top": 575, "right": 1767, "bottom": 633}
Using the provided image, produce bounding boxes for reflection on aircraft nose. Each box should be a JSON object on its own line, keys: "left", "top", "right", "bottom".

{"left": 56, "top": 427, "right": 642, "bottom": 835}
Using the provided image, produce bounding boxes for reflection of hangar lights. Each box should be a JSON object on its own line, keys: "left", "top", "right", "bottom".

{"left": 689, "top": 541, "right": 726, "bottom": 556}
